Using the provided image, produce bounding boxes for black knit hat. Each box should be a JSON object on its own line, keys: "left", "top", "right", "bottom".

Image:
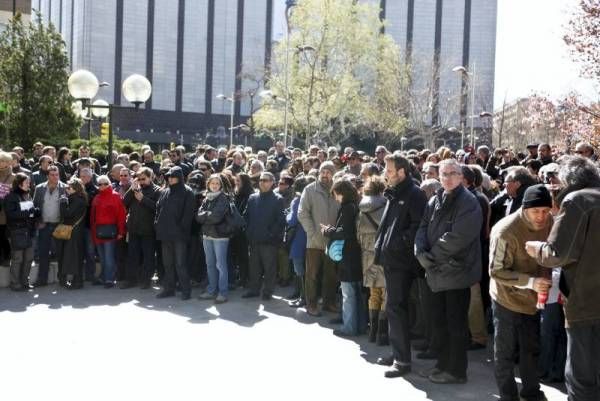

{"left": 522, "top": 184, "right": 552, "bottom": 209}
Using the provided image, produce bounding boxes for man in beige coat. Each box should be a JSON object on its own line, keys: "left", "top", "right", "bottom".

{"left": 298, "top": 162, "right": 340, "bottom": 316}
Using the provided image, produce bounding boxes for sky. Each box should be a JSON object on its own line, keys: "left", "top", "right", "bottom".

{"left": 495, "top": 0, "right": 599, "bottom": 107}
{"left": 272, "top": 0, "right": 599, "bottom": 110}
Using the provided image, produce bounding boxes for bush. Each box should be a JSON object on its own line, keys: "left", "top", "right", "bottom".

{"left": 69, "top": 136, "right": 147, "bottom": 160}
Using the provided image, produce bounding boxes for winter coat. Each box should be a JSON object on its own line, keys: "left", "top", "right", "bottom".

{"left": 357, "top": 194, "right": 386, "bottom": 288}
{"left": 123, "top": 183, "right": 160, "bottom": 237}
{"left": 83, "top": 182, "right": 98, "bottom": 229}
{"left": 324, "top": 201, "right": 362, "bottom": 282}
{"left": 154, "top": 168, "right": 196, "bottom": 242}
{"left": 297, "top": 181, "right": 340, "bottom": 250}
{"left": 57, "top": 193, "right": 87, "bottom": 276}
{"left": 246, "top": 190, "right": 285, "bottom": 246}
{"left": 534, "top": 186, "right": 600, "bottom": 326}
{"left": 374, "top": 178, "right": 427, "bottom": 275}
{"left": 90, "top": 187, "right": 126, "bottom": 245}
{"left": 490, "top": 185, "right": 527, "bottom": 228}
{"left": 4, "top": 188, "right": 36, "bottom": 234}
{"left": 196, "top": 191, "right": 231, "bottom": 239}
{"left": 286, "top": 196, "right": 307, "bottom": 260}
{"left": 415, "top": 185, "right": 483, "bottom": 292}
{"left": 0, "top": 167, "right": 15, "bottom": 225}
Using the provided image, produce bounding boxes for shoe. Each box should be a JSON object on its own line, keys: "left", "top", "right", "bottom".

{"left": 467, "top": 341, "right": 486, "bottom": 351}
{"left": 156, "top": 290, "right": 175, "bottom": 299}
{"left": 417, "top": 350, "right": 438, "bottom": 360}
{"left": 67, "top": 282, "right": 83, "bottom": 290}
{"left": 214, "top": 295, "right": 228, "bottom": 304}
{"left": 333, "top": 329, "right": 353, "bottom": 338}
{"left": 32, "top": 280, "right": 48, "bottom": 288}
{"left": 103, "top": 282, "right": 114, "bottom": 289}
{"left": 384, "top": 363, "right": 411, "bottom": 378}
{"left": 261, "top": 294, "right": 273, "bottom": 301}
{"left": 376, "top": 355, "right": 394, "bottom": 366}
{"left": 198, "top": 291, "right": 216, "bottom": 300}
{"left": 329, "top": 316, "right": 343, "bottom": 324}
{"left": 306, "top": 306, "right": 322, "bottom": 317}
{"left": 180, "top": 292, "right": 191, "bottom": 301}
{"left": 418, "top": 367, "right": 442, "bottom": 378}
{"left": 241, "top": 291, "right": 259, "bottom": 299}
{"left": 118, "top": 281, "right": 134, "bottom": 289}
{"left": 288, "top": 298, "right": 306, "bottom": 308}
{"left": 322, "top": 304, "right": 340, "bottom": 314}
{"left": 428, "top": 371, "right": 467, "bottom": 384}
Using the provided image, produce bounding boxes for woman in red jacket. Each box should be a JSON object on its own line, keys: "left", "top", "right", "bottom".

{"left": 91, "top": 175, "right": 126, "bottom": 288}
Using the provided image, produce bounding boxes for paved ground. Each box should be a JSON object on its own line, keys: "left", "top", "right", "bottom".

{"left": 0, "top": 284, "right": 568, "bottom": 401}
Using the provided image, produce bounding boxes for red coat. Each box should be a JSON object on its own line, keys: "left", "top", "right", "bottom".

{"left": 91, "top": 187, "right": 126, "bottom": 244}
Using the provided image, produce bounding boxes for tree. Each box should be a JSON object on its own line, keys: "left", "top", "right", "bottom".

{"left": 0, "top": 13, "right": 81, "bottom": 151}
{"left": 564, "top": 0, "right": 600, "bottom": 84}
{"left": 254, "top": 0, "right": 409, "bottom": 147}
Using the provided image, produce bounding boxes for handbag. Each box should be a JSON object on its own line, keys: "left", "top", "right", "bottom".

{"left": 221, "top": 202, "right": 246, "bottom": 237}
{"left": 53, "top": 214, "right": 85, "bottom": 240}
{"left": 326, "top": 239, "right": 345, "bottom": 262}
{"left": 96, "top": 224, "right": 118, "bottom": 240}
{"left": 9, "top": 227, "right": 32, "bottom": 250}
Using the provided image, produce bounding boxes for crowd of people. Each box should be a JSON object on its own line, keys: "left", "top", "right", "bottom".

{"left": 0, "top": 138, "right": 599, "bottom": 401}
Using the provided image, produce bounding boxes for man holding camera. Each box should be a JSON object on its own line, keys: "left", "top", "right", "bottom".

{"left": 121, "top": 168, "right": 161, "bottom": 289}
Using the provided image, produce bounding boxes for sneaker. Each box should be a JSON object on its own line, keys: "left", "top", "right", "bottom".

{"left": 214, "top": 295, "right": 228, "bottom": 304}
{"left": 198, "top": 291, "right": 216, "bottom": 300}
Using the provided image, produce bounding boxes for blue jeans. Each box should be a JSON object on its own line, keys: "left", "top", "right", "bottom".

{"left": 83, "top": 228, "right": 96, "bottom": 280}
{"left": 97, "top": 241, "right": 117, "bottom": 283}
{"left": 36, "top": 223, "right": 57, "bottom": 283}
{"left": 340, "top": 281, "right": 367, "bottom": 336}
{"left": 292, "top": 257, "right": 305, "bottom": 275}
{"left": 203, "top": 237, "right": 229, "bottom": 297}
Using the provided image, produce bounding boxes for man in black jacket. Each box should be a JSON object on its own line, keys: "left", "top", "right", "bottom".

{"left": 154, "top": 166, "right": 196, "bottom": 300}
{"left": 373, "top": 152, "right": 427, "bottom": 378}
{"left": 490, "top": 166, "right": 535, "bottom": 228}
{"left": 415, "top": 159, "right": 482, "bottom": 384}
{"left": 243, "top": 172, "right": 285, "bottom": 300}
{"left": 79, "top": 168, "right": 98, "bottom": 281}
{"left": 121, "top": 167, "right": 161, "bottom": 289}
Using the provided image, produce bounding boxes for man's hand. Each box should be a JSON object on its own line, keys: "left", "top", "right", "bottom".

{"left": 525, "top": 241, "right": 544, "bottom": 258}
{"left": 117, "top": 234, "right": 124, "bottom": 240}
{"left": 532, "top": 277, "right": 552, "bottom": 294}
{"left": 134, "top": 191, "right": 144, "bottom": 202}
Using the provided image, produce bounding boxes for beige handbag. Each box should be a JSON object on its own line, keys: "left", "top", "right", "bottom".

{"left": 52, "top": 214, "right": 84, "bottom": 240}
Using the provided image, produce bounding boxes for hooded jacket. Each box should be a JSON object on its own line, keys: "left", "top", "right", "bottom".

{"left": 154, "top": 166, "right": 195, "bottom": 242}
{"left": 415, "top": 185, "right": 483, "bottom": 292}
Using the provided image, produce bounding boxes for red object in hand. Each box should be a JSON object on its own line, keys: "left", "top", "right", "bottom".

{"left": 537, "top": 291, "right": 548, "bottom": 310}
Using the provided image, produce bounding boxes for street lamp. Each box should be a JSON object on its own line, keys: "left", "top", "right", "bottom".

{"left": 216, "top": 92, "right": 235, "bottom": 148}
{"left": 400, "top": 136, "right": 407, "bottom": 151}
{"left": 453, "top": 64, "right": 477, "bottom": 149}
{"left": 68, "top": 69, "right": 151, "bottom": 170}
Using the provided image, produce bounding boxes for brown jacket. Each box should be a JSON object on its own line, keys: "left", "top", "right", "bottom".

{"left": 535, "top": 187, "right": 600, "bottom": 326}
{"left": 489, "top": 208, "right": 552, "bottom": 315}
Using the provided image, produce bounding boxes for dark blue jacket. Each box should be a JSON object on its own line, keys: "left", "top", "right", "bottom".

{"left": 286, "top": 196, "right": 307, "bottom": 259}
{"left": 245, "top": 190, "right": 285, "bottom": 245}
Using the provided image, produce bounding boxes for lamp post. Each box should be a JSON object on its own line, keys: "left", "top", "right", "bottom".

{"left": 479, "top": 111, "right": 493, "bottom": 147}
{"left": 453, "top": 64, "right": 476, "bottom": 149}
{"left": 216, "top": 92, "right": 235, "bottom": 148}
{"left": 68, "top": 69, "right": 152, "bottom": 171}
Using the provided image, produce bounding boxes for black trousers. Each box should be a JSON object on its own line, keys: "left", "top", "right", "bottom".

{"left": 248, "top": 243, "right": 277, "bottom": 296}
{"left": 161, "top": 240, "right": 190, "bottom": 294}
{"left": 492, "top": 301, "right": 544, "bottom": 401}
{"left": 127, "top": 233, "right": 156, "bottom": 283}
{"left": 384, "top": 266, "right": 417, "bottom": 365}
{"left": 187, "top": 234, "right": 206, "bottom": 283}
{"left": 430, "top": 287, "right": 471, "bottom": 378}
{"left": 565, "top": 319, "right": 600, "bottom": 401}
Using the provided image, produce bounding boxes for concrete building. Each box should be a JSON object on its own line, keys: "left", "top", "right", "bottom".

{"left": 33, "top": 0, "right": 273, "bottom": 146}
{"left": 362, "top": 0, "right": 497, "bottom": 134}
{"left": 0, "top": 0, "right": 31, "bottom": 33}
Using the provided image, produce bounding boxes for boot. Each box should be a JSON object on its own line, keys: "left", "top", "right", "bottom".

{"left": 368, "top": 310, "right": 379, "bottom": 343}
{"left": 377, "top": 311, "right": 389, "bottom": 346}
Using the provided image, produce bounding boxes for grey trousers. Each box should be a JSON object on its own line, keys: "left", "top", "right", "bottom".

{"left": 248, "top": 243, "right": 278, "bottom": 296}
{"left": 10, "top": 247, "right": 33, "bottom": 289}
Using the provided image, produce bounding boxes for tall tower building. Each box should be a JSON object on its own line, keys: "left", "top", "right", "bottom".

{"left": 33, "top": 0, "right": 273, "bottom": 146}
